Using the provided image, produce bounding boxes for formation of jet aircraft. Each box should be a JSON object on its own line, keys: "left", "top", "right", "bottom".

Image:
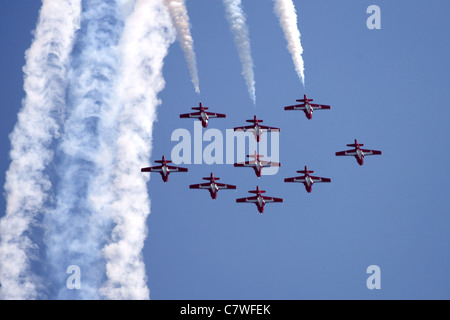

{"left": 141, "top": 98, "right": 382, "bottom": 213}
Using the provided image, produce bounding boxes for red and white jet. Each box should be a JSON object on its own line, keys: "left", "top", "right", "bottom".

{"left": 335, "top": 139, "right": 382, "bottom": 166}
{"left": 141, "top": 155, "right": 188, "bottom": 182}
{"left": 234, "top": 151, "right": 281, "bottom": 178}
{"left": 179, "top": 102, "right": 226, "bottom": 128}
{"left": 236, "top": 186, "right": 283, "bottom": 214}
{"left": 284, "top": 94, "right": 331, "bottom": 119}
{"left": 284, "top": 166, "right": 331, "bottom": 193}
{"left": 233, "top": 115, "right": 280, "bottom": 142}
{"left": 189, "top": 173, "right": 236, "bottom": 200}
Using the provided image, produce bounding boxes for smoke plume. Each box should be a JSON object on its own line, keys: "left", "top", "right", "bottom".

{"left": 0, "top": 0, "right": 81, "bottom": 300}
{"left": 99, "top": 0, "right": 176, "bottom": 300}
{"left": 163, "top": 0, "right": 200, "bottom": 94}
{"left": 223, "top": 0, "right": 256, "bottom": 104}
{"left": 44, "top": 0, "right": 127, "bottom": 299}
{"left": 273, "top": 0, "right": 305, "bottom": 86}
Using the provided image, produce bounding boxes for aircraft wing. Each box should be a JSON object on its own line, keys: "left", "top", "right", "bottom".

{"left": 205, "top": 111, "right": 226, "bottom": 118}
{"left": 234, "top": 125, "right": 280, "bottom": 133}
{"left": 166, "top": 165, "right": 188, "bottom": 172}
{"left": 234, "top": 125, "right": 258, "bottom": 132}
{"left": 179, "top": 112, "right": 201, "bottom": 119}
{"left": 260, "top": 160, "right": 281, "bottom": 168}
{"left": 216, "top": 183, "right": 236, "bottom": 190}
{"left": 335, "top": 149, "right": 357, "bottom": 156}
{"left": 236, "top": 196, "right": 258, "bottom": 203}
{"left": 189, "top": 183, "right": 210, "bottom": 189}
{"left": 234, "top": 161, "right": 256, "bottom": 168}
{"left": 259, "top": 125, "right": 280, "bottom": 132}
{"left": 310, "top": 176, "right": 331, "bottom": 183}
{"left": 361, "top": 149, "right": 382, "bottom": 156}
{"left": 284, "top": 103, "right": 306, "bottom": 111}
{"left": 141, "top": 165, "right": 162, "bottom": 172}
{"left": 310, "top": 103, "right": 331, "bottom": 110}
{"left": 262, "top": 196, "right": 283, "bottom": 203}
{"left": 284, "top": 175, "right": 306, "bottom": 183}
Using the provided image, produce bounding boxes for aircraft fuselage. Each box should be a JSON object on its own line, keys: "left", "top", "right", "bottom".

{"left": 209, "top": 183, "right": 219, "bottom": 199}
{"left": 254, "top": 125, "right": 263, "bottom": 141}
{"left": 160, "top": 165, "right": 170, "bottom": 182}
{"left": 256, "top": 195, "right": 265, "bottom": 213}
{"left": 304, "top": 176, "right": 313, "bottom": 193}
{"left": 355, "top": 148, "right": 364, "bottom": 165}
{"left": 253, "top": 160, "right": 263, "bottom": 178}
{"left": 304, "top": 103, "right": 313, "bottom": 119}
{"left": 200, "top": 111, "right": 209, "bottom": 128}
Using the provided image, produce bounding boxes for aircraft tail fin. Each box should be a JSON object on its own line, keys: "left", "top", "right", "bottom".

{"left": 192, "top": 102, "right": 208, "bottom": 111}
{"left": 347, "top": 143, "right": 364, "bottom": 147}
{"left": 246, "top": 115, "right": 262, "bottom": 123}
{"left": 155, "top": 156, "right": 171, "bottom": 164}
{"left": 297, "top": 169, "right": 314, "bottom": 174}
{"left": 154, "top": 160, "right": 171, "bottom": 163}
{"left": 247, "top": 153, "right": 263, "bottom": 159}
{"left": 347, "top": 139, "right": 363, "bottom": 147}
{"left": 296, "top": 94, "right": 312, "bottom": 103}
{"left": 203, "top": 174, "right": 219, "bottom": 181}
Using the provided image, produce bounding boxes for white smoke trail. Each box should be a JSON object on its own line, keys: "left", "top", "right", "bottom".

{"left": 0, "top": 0, "right": 81, "bottom": 300}
{"left": 163, "top": 0, "right": 200, "bottom": 94}
{"left": 99, "top": 0, "right": 176, "bottom": 300}
{"left": 273, "top": 0, "right": 305, "bottom": 86}
{"left": 223, "top": 0, "right": 256, "bottom": 104}
{"left": 44, "top": 0, "right": 127, "bottom": 299}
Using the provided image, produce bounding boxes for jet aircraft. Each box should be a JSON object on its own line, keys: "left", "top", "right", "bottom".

{"left": 284, "top": 94, "right": 331, "bottom": 119}
{"left": 236, "top": 186, "right": 283, "bottom": 214}
{"left": 284, "top": 166, "right": 331, "bottom": 193}
{"left": 234, "top": 151, "right": 281, "bottom": 178}
{"left": 189, "top": 173, "right": 236, "bottom": 200}
{"left": 335, "top": 139, "right": 382, "bottom": 166}
{"left": 233, "top": 115, "right": 280, "bottom": 142}
{"left": 141, "top": 155, "right": 188, "bottom": 182}
{"left": 179, "top": 102, "right": 226, "bottom": 128}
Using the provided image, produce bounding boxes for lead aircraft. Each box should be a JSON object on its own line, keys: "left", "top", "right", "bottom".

{"left": 141, "top": 156, "right": 188, "bottom": 182}
{"left": 284, "top": 94, "right": 331, "bottom": 119}
{"left": 233, "top": 115, "right": 280, "bottom": 142}
{"left": 179, "top": 102, "right": 226, "bottom": 128}
{"left": 236, "top": 186, "right": 283, "bottom": 214}
{"left": 335, "top": 139, "right": 382, "bottom": 166}
{"left": 189, "top": 173, "right": 236, "bottom": 200}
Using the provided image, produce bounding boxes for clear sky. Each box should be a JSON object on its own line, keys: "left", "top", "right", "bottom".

{"left": 1, "top": 0, "right": 450, "bottom": 300}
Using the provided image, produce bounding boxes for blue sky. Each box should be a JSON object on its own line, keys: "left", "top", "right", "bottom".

{"left": 1, "top": 0, "right": 450, "bottom": 300}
